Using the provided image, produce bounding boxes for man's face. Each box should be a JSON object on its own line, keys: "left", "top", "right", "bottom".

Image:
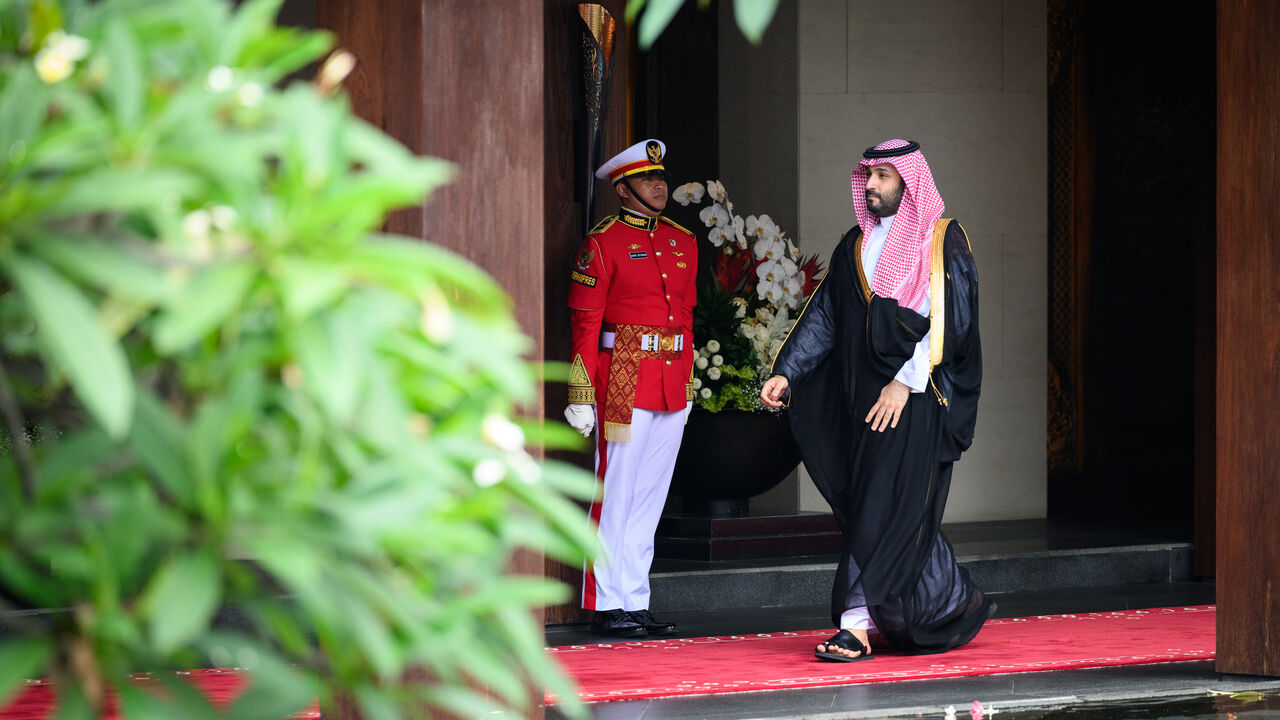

{"left": 617, "top": 171, "right": 668, "bottom": 215}
{"left": 865, "top": 163, "right": 904, "bottom": 218}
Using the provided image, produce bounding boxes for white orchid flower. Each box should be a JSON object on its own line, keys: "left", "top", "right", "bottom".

{"left": 753, "top": 235, "right": 787, "bottom": 261}
{"left": 746, "top": 214, "right": 779, "bottom": 243}
{"left": 757, "top": 279, "right": 783, "bottom": 304}
{"left": 706, "top": 180, "right": 727, "bottom": 202}
{"left": 707, "top": 226, "right": 729, "bottom": 247}
{"left": 673, "top": 182, "right": 705, "bottom": 206}
{"left": 707, "top": 366, "right": 722, "bottom": 381}
{"left": 700, "top": 204, "right": 730, "bottom": 229}
{"left": 730, "top": 214, "right": 746, "bottom": 243}
{"left": 756, "top": 259, "right": 783, "bottom": 284}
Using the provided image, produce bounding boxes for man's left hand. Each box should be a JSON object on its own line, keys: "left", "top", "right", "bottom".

{"left": 865, "top": 379, "right": 910, "bottom": 432}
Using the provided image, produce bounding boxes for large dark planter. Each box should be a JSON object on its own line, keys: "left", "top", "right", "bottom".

{"left": 670, "top": 407, "right": 802, "bottom": 516}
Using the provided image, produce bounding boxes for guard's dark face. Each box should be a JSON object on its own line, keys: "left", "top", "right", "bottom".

{"left": 865, "top": 163, "right": 904, "bottom": 218}
{"left": 616, "top": 170, "right": 668, "bottom": 216}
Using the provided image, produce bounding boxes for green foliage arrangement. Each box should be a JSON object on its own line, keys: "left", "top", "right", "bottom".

{"left": 0, "top": 0, "right": 596, "bottom": 717}
{"left": 626, "top": 0, "right": 782, "bottom": 48}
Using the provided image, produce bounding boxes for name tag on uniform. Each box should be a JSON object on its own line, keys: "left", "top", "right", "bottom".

{"left": 628, "top": 251, "right": 648, "bottom": 260}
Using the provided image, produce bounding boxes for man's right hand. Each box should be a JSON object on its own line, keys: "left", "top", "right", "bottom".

{"left": 759, "top": 376, "right": 789, "bottom": 408}
{"left": 564, "top": 404, "right": 595, "bottom": 437}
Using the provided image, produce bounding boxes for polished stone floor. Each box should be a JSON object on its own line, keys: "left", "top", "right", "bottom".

{"left": 545, "top": 519, "right": 1280, "bottom": 719}
{"left": 546, "top": 580, "right": 1280, "bottom": 720}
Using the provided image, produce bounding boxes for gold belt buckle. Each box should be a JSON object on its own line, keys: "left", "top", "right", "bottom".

{"left": 660, "top": 335, "right": 674, "bottom": 352}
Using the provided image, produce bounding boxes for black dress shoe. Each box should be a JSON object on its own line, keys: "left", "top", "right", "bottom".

{"left": 591, "top": 609, "right": 647, "bottom": 638}
{"left": 629, "top": 609, "right": 677, "bottom": 635}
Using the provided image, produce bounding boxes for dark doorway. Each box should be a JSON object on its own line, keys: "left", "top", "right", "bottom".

{"left": 1046, "top": 1, "right": 1215, "bottom": 546}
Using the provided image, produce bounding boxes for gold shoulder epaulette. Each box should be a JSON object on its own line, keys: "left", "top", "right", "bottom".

{"left": 589, "top": 216, "right": 617, "bottom": 235}
{"left": 658, "top": 216, "right": 694, "bottom": 236}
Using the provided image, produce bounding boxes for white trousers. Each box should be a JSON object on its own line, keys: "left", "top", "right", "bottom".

{"left": 582, "top": 408, "right": 684, "bottom": 611}
{"left": 840, "top": 605, "right": 878, "bottom": 632}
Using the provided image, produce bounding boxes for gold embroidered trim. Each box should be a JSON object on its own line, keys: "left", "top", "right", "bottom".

{"left": 686, "top": 383, "right": 695, "bottom": 402}
{"left": 569, "top": 354, "right": 592, "bottom": 386}
{"left": 603, "top": 421, "right": 631, "bottom": 443}
{"left": 853, "top": 231, "right": 873, "bottom": 303}
{"left": 658, "top": 216, "right": 694, "bottom": 235}
{"left": 618, "top": 208, "right": 657, "bottom": 231}
{"left": 568, "top": 354, "right": 595, "bottom": 404}
{"left": 928, "top": 218, "right": 951, "bottom": 369}
{"left": 589, "top": 216, "right": 616, "bottom": 234}
{"left": 568, "top": 386, "right": 596, "bottom": 404}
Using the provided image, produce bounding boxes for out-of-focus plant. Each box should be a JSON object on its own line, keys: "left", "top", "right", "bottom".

{"left": 626, "top": 0, "right": 782, "bottom": 49}
{"left": 0, "top": 0, "right": 596, "bottom": 718}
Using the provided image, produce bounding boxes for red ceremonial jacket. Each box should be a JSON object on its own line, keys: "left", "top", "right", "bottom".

{"left": 567, "top": 207, "right": 697, "bottom": 424}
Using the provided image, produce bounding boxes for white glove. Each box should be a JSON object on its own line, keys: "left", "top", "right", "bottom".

{"left": 564, "top": 404, "right": 595, "bottom": 438}
{"left": 683, "top": 400, "right": 693, "bottom": 424}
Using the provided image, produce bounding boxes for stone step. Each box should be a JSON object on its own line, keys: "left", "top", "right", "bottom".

{"left": 648, "top": 531, "right": 1193, "bottom": 615}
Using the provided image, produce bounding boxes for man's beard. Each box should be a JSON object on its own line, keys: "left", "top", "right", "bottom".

{"left": 866, "top": 182, "right": 904, "bottom": 218}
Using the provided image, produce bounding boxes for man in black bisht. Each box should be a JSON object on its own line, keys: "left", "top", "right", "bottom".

{"left": 760, "top": 139, "right": 994, "bottom": 662}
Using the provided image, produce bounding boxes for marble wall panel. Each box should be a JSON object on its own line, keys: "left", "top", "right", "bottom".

{"left": 846, "top": 0, "right": 1003, "bottom": 94}
{"left": 1003, "top": 0, "right": 1047, "bottom": 93}
{"left": 947, "top": 375, "right": 1048, "bottom": 521}
{"left": 1001, "top": 232, "right": 1047, "bottom": 379}
{"left": 799, "top": 0, "right": 848, "bottom": 94}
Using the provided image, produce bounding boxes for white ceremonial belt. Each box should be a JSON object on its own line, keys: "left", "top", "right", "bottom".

{"left": 640, "top": 333, "right": 683, "bottom": 352}
{"left": 599, "top": 331, "right": 683, "bottom": 352}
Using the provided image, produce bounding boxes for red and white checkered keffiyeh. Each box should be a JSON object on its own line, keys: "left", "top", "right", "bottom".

{"left": 851, "top": 139, "right": 945, "bottom": 313}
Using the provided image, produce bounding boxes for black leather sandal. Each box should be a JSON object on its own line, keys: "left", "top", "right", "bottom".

{"left": 814, "top": 629, "right": 873, "bottom": 662}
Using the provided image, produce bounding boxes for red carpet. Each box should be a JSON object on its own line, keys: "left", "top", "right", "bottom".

{"left": 0, "top": 670, "right": 319, "bottom": 719}
{"left": 546, "top": 606, "right": 1216, "bottom": 703}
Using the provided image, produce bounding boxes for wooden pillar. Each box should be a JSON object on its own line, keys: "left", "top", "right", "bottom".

{"left": 315, "top": 2, "right": 553, "bottom": 711}
{"left": 1215, "top": 0, "right": 1280, "bottom": 678}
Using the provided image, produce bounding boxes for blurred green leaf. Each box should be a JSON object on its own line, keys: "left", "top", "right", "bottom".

{"left": 128, "top": 390, "right": 194, "bottom": 506}
{"left": 0, "top": 638, "right": 52, "bottom": 707}
{"left": 142, "top": 549, "right": 221, "bottom": 653}
{"left": 219, "top": 0, "right": 283, "bottom": 63}
{"left": 146, "top": 673, "right": 224, "bottom": 720}
{"left": 637, "top": 0, "right": 684, "bottom": 49}
{"left": 43, "top": 167, "right": 201, "bottom": 217}
{"left": 28, "top": 234, "right": 172, "bottom": 303}
{"left": 732, "top": 0, "right": 781, "bottom": 43}
{"left": 293, "top": 310, "right": 364, "bottom": 426}
{"left": 5, "top": 253, "right": 135, "bottom": 438}
{"left": 276, "top": 257, "right": 347, "bottom": 319}
{"left": 103, "top": 17, "right": 145, "bottom": 129}
{"left": 153, "top": 260, "right": 255, "bottom": 354}
{"left": 0, "top": 64, "right": 48, "bottom": 158}
{"left": 50, "top": 684, "right": 92, "bottom": 720}
{"left": 209, "top": 634, "right": 319, "bottom": 720}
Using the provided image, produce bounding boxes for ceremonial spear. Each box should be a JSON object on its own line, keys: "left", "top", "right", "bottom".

{"left": 577, "top": 3, "right": 616, "bottom": 237}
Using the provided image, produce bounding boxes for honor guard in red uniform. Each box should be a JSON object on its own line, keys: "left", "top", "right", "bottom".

{"left": 565, "top": 139, "right": 697, "bottom": 637}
